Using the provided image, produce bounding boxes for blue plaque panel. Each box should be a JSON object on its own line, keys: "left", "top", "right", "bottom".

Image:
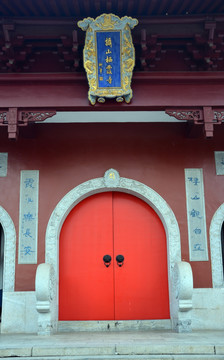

{"left": 96, "top": 31, "right": 121, "bottom": 88}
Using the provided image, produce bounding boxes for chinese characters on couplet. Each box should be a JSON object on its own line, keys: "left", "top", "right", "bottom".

{"left": 22, "top": 246, "right": 34, "bottom": 256}
{"left": 19, "top": 171, "right": 39, "bottom": 264}
{"left": 187, "top": 177, "right": 200, "bottom": 186}
{"left": 185, "top": 169, "right": 208, "bottom": 261}
{"left": 24, "top": 177, "right": 35, "bottom": 189}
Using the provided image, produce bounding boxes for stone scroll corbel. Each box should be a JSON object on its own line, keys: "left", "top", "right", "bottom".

{"left": 35, "top": 263, "right": 57, "bottom": 335}
{"left": 171, "top": 261, "right": 193, "bottom": 332}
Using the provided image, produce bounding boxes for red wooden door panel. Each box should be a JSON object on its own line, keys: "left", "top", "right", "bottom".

{"left": 59, "top": 192, "right": 114, "bottom": 320}
{"left": 59, "top": 192, "right": 170, "bottom": 320}
{"left": 113, "top": 192, "right": 170, "bottom": 319}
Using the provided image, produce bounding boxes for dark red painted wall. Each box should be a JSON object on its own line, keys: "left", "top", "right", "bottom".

{"left": 0, "top": 121, "right": 224, "bottom": 290}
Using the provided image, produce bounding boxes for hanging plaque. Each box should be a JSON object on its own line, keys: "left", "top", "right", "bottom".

{"left": 78, "top": 13, "right": 138, "bottom": 105}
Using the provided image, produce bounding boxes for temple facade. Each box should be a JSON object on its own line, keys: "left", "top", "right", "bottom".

{"left": 0, "top": 0, "right": 224, "bottom": 334}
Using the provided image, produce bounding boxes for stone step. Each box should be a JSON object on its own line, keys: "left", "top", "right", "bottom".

{"left": 0, "top": 345, "right": 223, "bottom": 358}
{"left": 2, "top": 356, "right": 224, "bottom": 360}
{"left": 0, "top": 330, "right": 223, "bottom": 359}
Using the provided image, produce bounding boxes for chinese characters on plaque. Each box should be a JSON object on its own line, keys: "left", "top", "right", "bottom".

{"left": 97, "top": 32, "right": 121, "bottom": 89}
{"left": 19, "top": 170, "right": 39, "bottom": 264}
{"left": 78, "top": 14, "right": 138, "bottom": 105}
{"left": 185, "top": 169, "right": 208, "bottom": 261}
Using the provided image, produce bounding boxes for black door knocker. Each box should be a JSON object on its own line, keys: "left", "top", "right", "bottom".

{"left": 103, "top": 254, "right": 112, "bottom": 267}
{"left": 116, "top": 254, "right": 124, "bottom": 267}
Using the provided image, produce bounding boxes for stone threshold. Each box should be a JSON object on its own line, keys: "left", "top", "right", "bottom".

{"left": 58, "top": 320, "right": 172, "bottom": 332}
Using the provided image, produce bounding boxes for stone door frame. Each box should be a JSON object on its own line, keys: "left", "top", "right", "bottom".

{"left": 0, "top": 205, "right": 16, "bottom": 333}
{"left": 45, "top": 170, "right": 182, "bottom": 328}
{"left": 210, "top": 203, "right": 224, "bottom": 288}
{"left": 0, "top": 206, "right": 16, "bottom": 293}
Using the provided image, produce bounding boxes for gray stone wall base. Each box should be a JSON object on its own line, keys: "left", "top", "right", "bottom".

{"left": 1, "top": 292, "right": 38, "bottom": 333}
{"left": 1, "top": 289, "right": 224, "bottom": 333}
{"left": 192, "top": 288, "right": 224, "bottom": 330}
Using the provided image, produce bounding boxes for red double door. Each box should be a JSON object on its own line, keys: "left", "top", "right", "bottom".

{"left": 59, "top": 192, "right": 170, "bottom": 321}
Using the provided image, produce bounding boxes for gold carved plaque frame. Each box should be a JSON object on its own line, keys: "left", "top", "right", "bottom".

{"left": 78, "top": 14, "right": 138, "bottom": 105}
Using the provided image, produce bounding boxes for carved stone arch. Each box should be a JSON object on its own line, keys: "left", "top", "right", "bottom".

{"left": 210, "top": 203, "right": 224, "bottom": 288}
{"left": 0, "top": 206, "right": 16, "bottom": 292}
{"left": 45, "top": 170, "right": 181, "bottom": 326}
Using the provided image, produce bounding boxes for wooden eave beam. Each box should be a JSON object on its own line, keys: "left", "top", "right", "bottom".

{"left": 0, "top": 73, "right": 224, "bottom": 140}
{"left": 1, "top": 71, "right": 224, "bottom": 83}
{"left": 1, "top": 105, "right": 223, "bottom": 140}
{"left": 0, "top": 14, "right": 224, "bottom": 26}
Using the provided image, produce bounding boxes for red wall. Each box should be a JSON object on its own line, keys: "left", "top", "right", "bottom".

{"left": 0, "top": 121, "right": 224, "bottom": 290}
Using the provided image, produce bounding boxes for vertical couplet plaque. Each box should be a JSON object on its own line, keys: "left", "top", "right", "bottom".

{"left": 19, "top": 170, "right": 39, "bottom": 264}
{"left": 185, "top": 169, "right": 208, "bottom": 261}
{"left": 0, "top": 153, "right": 8, "bottom": 177}
{"left": 214, "top": 151, "right": 224, "bottom": 175}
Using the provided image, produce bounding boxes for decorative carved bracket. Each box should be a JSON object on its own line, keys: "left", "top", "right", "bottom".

{"left": 0, "top": 108, "right": 56, "bottom": 139}
{"left": 166, "top": 107, "right": 223, "bottom": 138}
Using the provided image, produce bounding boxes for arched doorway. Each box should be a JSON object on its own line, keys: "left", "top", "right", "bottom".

{"left": 45, "top": 170, "right": 182, "bottom": 329}
{"left": 59, "top": 192, "right": 170, "bottom": 321}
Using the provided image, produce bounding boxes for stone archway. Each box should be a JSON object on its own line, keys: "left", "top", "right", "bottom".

{"left": 210, "top": 203, "right": 224, "bottom": 288}
{"left": 0, "top": 206, "right": 16, "bottom": 293}
{"left": 45, "top": 169, "right": 182, "bottom": 330}
{"left": 0, "top": 206, "right": 16, "bottom": 333}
